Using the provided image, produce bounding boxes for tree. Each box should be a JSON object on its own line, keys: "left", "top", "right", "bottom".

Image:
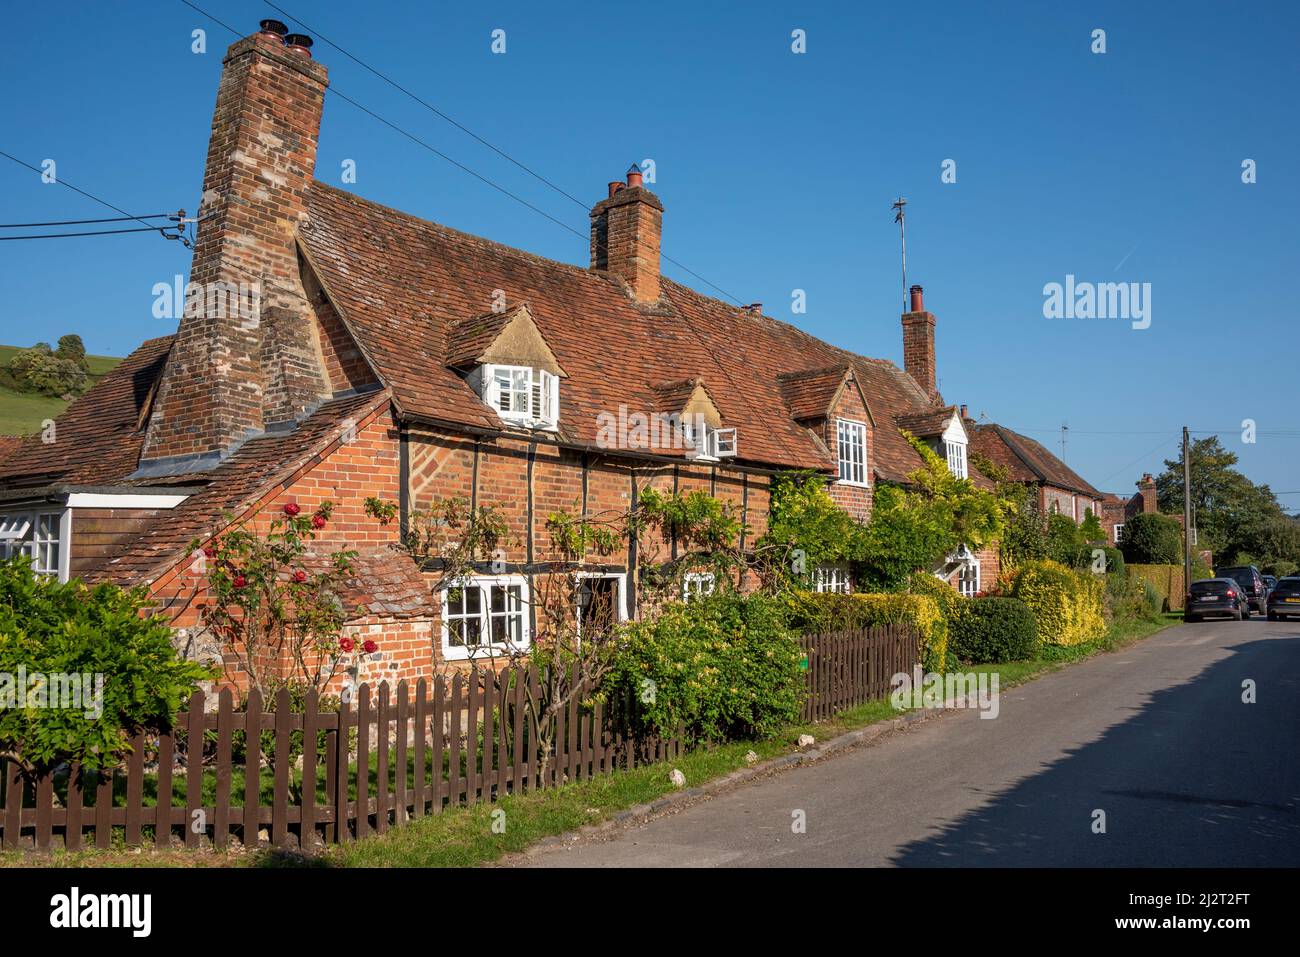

{"left": 1119, "top": 512, "right": 1182, "bottom": 564}
{"left": 1155, "top": 436, "right": 1291, "bottom": 563}
{"left": 7, "top": 341, "right": 88, "bottom": 397}
{"left": 56, "top": 334, "right": 88, "bottom": 368}
{"left": 754, "top": 472, "right": 867, "bottom": 589}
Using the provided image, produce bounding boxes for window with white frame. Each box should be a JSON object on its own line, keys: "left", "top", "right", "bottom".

{"left": 682, "top": 571, "right": 716, "bottom": 602}
{"left": 945, "top": 440, "right": 967, "bottom": 479}
{"left": 441, "top": 575, "right": 531, "bottom": 660}
{"left": 682, "top": 419, "right": 737, "bottom": 461}
{"left": 958, "top": 559, "right": 980, "bottom": 598}
{"left": 485, "top": 365, "right": 558, "bottom": 429}
{"left": 837, "top": 419, "right": 866, "bottom": 485}
{"left": 1113, "top": 523, "right": 1124, "bottom": 544}
{"left": 813, "top": 563, "right": 851, "bottom": 594}
{"left": 0, "top": 509, "right": 67, "bottom": 580}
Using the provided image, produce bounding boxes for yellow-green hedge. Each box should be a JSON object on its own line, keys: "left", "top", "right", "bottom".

{"left": 1009, "top": 559, "right": 1106, "bottom": 647}
{"left": 783, "top": 591, "right": 947, "bottom": 672}
{"left": 1127, "top": 563, "right": 1185, "bottom": 611}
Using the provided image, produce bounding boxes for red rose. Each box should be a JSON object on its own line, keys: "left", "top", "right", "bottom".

{"left": 362, "top": 639, "right": 378, "bottom": 654}
{"left": 339, "top": 637, "right": 354, "bottom": 652}
{"left": 203, "top": 546, "right": 216, "bottom": 559}
{"left": 283, "top": 503, "right": 302, "bottom": 517}
{"left": 232, "top": 574, "right": 247, "bottom": 588}
{"left": 311, "top": 515, "right": 327, "bottom": 529}
{"left": 292, "top": 569, "right": 308, "bottom": 583}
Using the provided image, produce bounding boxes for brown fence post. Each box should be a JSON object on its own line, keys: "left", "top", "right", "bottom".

{"left": 394, "top": 680, "right": 408, "bottom": 825}
{"left": 123, "top": 733, "right": 144, "bottom": 848}
{"left": 66, "top": 762, "right": 84, "bottom": 852}
{"left": 302, "top": 688, "right": 319, "bottom": 848}
{"left": 412, "top": 677, "right": 427, "bottom": 819}
{"left": 448, "top": 672, "right": 463, "bottom": 809}
{"left": 356, "top": 683, "right": 371, "bottom": 839}
{"left": 376, "top": 681, "right": 390, "bottom": 835}
{"left": 243, "top": 687, "right": 262, "bottom": 847}
{"left": 334, "top": 692, "right": 351, "bottom": 844}
{"left": 185, "top": 689, "right": 205, "bottom": 848}
{"left": 155, "top": 724, "right": 175, "bottom": 851}
{"left": 432, "top": 675, "right": 446, "bottom": 813}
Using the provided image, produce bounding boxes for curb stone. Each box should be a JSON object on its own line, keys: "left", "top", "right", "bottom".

{"left": 498, "top": 705, "right": 951, "bottom": 865}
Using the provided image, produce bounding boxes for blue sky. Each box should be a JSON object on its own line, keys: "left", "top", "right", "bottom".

{"left": 2, "top": 0, "right": 1297, "bottom": 503}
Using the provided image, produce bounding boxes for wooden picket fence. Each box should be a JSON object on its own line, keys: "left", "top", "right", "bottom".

{"left": 1, "top": 626, "right": 916, "bottom": 853}
{"left": 800, "top": 624, "right": 918, "bottom": 721}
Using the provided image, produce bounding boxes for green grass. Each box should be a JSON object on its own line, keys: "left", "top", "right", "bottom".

{"left": 0, "top": 613, "right": 1179, "bottom": 869}
{"left": 0, "top": 344, "right": 122, "bottom": 436}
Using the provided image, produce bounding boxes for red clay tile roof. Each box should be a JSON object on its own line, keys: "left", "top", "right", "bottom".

{"left": 304, "top": 547, "right": 436, "bottom": 619}
{"left": 777, "top": 365, "right": 850, "bottom": 421}
{"left": 896, "top": 406, "right": 959, "bottom": 438}
{"left": 299, "top": 182, "right": 940, "bottom": 477}
{"left": 0, "top": 436, "right": 22, "bottom": 467}
{"left": 88, "top": 389, "right": 392, "bottom": 587}
{"left": 969, "top": 423, "right": 1103, "bottom": 498}
{"left": 0, "top": 336, "right": 173, "bottom": 488}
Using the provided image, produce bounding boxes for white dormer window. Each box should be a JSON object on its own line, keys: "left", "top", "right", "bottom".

{"left": 683, "top": 419, "right": 737, "bottom": 461}
{"left": 945, "top": 440, "right": 967, "bottom": 479}
{"left": 485, "top": 365, "right": 558, "bottom": 430}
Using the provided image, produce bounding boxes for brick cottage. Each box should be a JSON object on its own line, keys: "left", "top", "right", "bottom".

{"left": 0, "top": 22, "right": 1105, "bottom": 691}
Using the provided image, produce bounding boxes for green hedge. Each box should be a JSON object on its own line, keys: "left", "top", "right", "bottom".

{"left": 784, "top": 590, "right": 946, "bottom": 672}
{"left": 1009, "top": 559, "right": 1106, "bottom": 647}
{"left": 951, "top": 597, "right": 1038, "bottom": 663}
{"left": 605, "top": 592, "right": 803, "bottom": 744}
{"left": 1127, "top": 563, "right": 1185, "bottom": 612}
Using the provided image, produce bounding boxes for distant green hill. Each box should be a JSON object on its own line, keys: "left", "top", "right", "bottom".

{"left": 0, "top": 344, "right": 123, "bottom": 436}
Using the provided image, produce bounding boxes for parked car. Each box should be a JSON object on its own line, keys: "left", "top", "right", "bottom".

{"left": 1214, "top": 565, "right": 1267, "bottom": 615}
{"left": 1266, "top": 576, "right": 1300, "bottom": 621}
{"left": 1185, "top": 578, "right": 1249, "bottom": 622}
{"left": 1262, "top": 574, "right": 1277, "bottom": 594}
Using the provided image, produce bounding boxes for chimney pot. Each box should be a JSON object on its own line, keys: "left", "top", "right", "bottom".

{"left": 746, "top": 302, "right": 762, "bottom": 315}
{"left": 284, "top": 33, "right": 314, "bottom": 57}
{"left": 626, "top": 163, "right": 643, "bottom": 188}
{"left": 960, "top": 403, "right": 968, "bottom": 420}
{"left": 607, "top": 181, "right": 624, "bottom": 198}
{"left": 909, "top": 284, "right": 924, "bottom": 313}
{"left": 259, "top": 19, "right": 288, "bottom": 37}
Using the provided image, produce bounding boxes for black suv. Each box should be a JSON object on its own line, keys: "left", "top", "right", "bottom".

{"left": 1266, "top": 577, "right": 1300, "bottom": 621}
{"left": 1185, "top": 578, "right": 1249, "bottom": 622}
{"left": 1214, "top": 565, "right": 1267, "bottom": 616}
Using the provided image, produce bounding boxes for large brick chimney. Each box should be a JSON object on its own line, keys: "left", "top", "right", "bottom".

{"left": 902, "top": 283, "right": 938, "bottom": 400}
{"left": 137, "top": 22, "right": 331, "bottom": 474}
{"left": 590, "top": 165, "right": 663, "bottom": 303}
{"left": 1137, "top": 473, "right": 1158, "bottom": 512}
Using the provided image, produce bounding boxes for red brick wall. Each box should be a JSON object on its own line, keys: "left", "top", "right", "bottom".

{"left": 822, "top": 374, "right": 874, "bottom": 523}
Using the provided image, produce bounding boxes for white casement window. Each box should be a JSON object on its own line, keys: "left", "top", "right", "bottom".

{"left": 945, "top": 440, "right": 967, "bottom": 479}
{"left": 0, "top": 509, "right": 70, "bottom": 581}
{"left": 684, "top": 421, "right": 738, "bottom": 461}
{"left": 486, "top": 365, "right": 558, "bottom": 430}
{"left": 958, "top": 559, "right": 980, "bottom": 598}
{"left": 440, "top": 575, "right": 531, "bottom": 660}
{"left": 1113, "top": 524, "right": 1125, "bottom": 543}
{"left": 813, "top": 563, "right": 851, "bottom": 594}
{"left": 837, "top": 419, "right": 867, "bottom": 486}
{"left": 682, "top": 571, "right": 716, "bottom": 602}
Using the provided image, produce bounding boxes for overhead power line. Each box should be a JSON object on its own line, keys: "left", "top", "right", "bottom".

{"left": 0, "top": 213, "right": 174, "bottom": 228}
{"left": 0, "top": 225, "right": 180, "bottom": 241}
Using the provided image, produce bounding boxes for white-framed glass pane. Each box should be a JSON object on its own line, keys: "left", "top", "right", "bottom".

{"left": 837, "top": 420, "right": 865, "bottom": 484}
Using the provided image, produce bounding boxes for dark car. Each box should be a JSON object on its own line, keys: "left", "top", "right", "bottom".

{"left": 1262, "top": 574, "right": 1278, "bottom": 594}
{"left": 1185, "top": 578, "right": 1249, "bottom": 622}
{"left": 1266, "top": 576, "right": 1300, "bottom": 621}
{"left": 1214, "top": 565, "right": 1267, "bottom": 615}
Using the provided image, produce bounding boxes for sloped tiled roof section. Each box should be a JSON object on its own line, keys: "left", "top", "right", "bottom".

{"left": 0, "top": 436, "right": 22, "bottom": 467}
{"left": 89, "top": 389, "right": 391, "bottom": 586}
{"left": 0, "top": 336, "right": 173, "bottom": 488}
{"left": 896, "top": 405, "right": 958, "bottom": 439}
{"left": 777, "top": 364, "right": 849, "bottom": 421}
{"left": 970, "top": 424, "right": 1103, "bottom": 498}
{"left": 300, "top": 182, "right": 940, "bottom": 475}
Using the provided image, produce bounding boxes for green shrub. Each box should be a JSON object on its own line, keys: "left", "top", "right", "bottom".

{"left": 906, "top": 571, "right": 965, "bottom": 669}
{"left": 0, "top": 556, "right": 214, "bottom": 773}
{"left": 605, "top": 592, "right": 802, "bottom": 743}
{"left": 1098, "top": 546, "right": 1125, "bottom": 577}
{"left": 1009, "top": 559, "right": 1106, "bottom": 647}
{"left": 1119, "top": 512, "right": 1182, "bottom": 564}
{"left": 1105, "top": 570, "right": 1163, "bottom": 623}
{"left": 784, "top": 590, "right": 946, "bottom": 673}
{"left": 950, "top": 598, "right": 1038, "bottom": 663}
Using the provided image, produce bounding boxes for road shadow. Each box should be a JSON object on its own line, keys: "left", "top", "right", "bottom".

{"left": 891, "top": 629, "right": 1300, "bottom": 867}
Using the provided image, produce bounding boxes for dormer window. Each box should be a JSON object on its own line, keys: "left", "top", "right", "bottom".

{"left": 683, "top": 418, "right": 737, "bottom": 461}
{"left": 486, "top": 364, "right": 558, "bottom": 430}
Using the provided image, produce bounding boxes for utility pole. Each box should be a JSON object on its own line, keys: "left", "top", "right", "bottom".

{"left": 1183, "top": 426, "right": 1193, "bottom": 589}
{"left": 892, "top": 197, "right": 908, "bottom": 313}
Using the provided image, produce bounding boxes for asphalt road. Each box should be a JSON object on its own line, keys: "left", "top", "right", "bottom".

{"left": 518, "top": 617, "right": 1300, "bottom": 867}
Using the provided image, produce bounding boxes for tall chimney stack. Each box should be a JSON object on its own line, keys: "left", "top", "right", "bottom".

{"left": 137, "top": 25, "right": 331, "bottom": 474}
{"left": 902, "top": 283, "right": 938, "bottom": 401}
{"left": 589, "top": 164, "right": 663, "bottom": 304}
